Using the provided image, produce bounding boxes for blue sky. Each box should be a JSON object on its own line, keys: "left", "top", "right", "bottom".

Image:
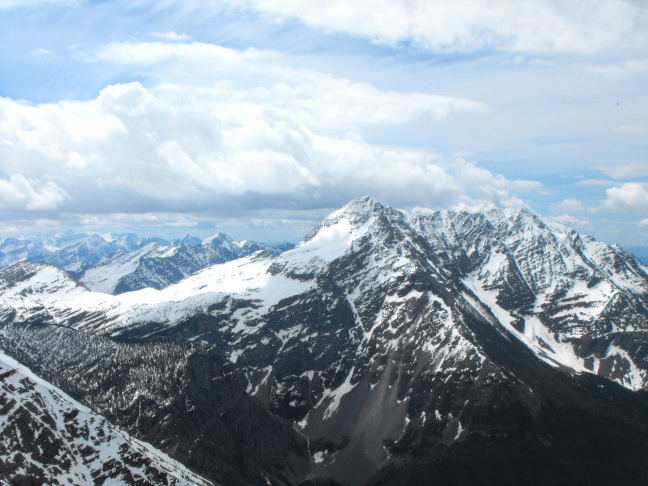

{"left": 1, "top": 0, "right": 647, "bottom": 247}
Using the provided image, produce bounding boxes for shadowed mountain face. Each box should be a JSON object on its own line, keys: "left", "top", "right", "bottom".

{"left": 1, "top": 197, "right": 648, "bottom": 485}
{"left": 0, "top": 349, "right": 214, "bottom": 486}
{"left": 0, "top": 322, "right": 310, "bottom": 486}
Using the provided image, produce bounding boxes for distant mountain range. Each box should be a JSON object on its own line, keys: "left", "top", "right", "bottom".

{"left": 1, "top": 197, "right": 648, "bottom": 485}
{"left": 0, "top": 231, "right": 294, "bottom": 294}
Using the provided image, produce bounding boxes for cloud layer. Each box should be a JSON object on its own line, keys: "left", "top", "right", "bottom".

{"left": 0, "top": 41, "right": 534, "bottom": 218}
{"left": 0, "top": 174, "right": 68, "bottom": 210}
{"left": 241, "top": 0, "right": 648, "bottom": 54}
{"left": 94, "top": 41, "right": 486, "bottom": 129}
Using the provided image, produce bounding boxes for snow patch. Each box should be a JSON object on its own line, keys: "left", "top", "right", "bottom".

{"left": 321, "top": 367, "right": 357, "bottom": 419}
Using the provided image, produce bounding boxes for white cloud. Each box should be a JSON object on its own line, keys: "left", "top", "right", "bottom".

{"left": 239, "top": 0, "right": 648, "bottom": 54}
{"left": 453, "top": 158, "right": 541, "bottom": 191}
{"left": 448, "top": 158, "right": 540, "bottom": 210}
{"left": 639, "top": 218, "right": 648, "bottom": 228}
{"left": 96, "top": 41, "right": 247, "bottom": 65}
{"left": 596, "top": 162, "right": 648, "bottom": 179}
{"left": 0, "top": 0, "right": 79, "bottom": 9}
{"left": 615, "top": 126, "right": 648, "bottom": 136}
{"left": 0, "top": 79, "right": 535, "bottom": 216}
{"left": 576, "top": 179, "right": 618, "bottom": 187}
{"left": 552, "top": 198, "right": 585, "bottom": 213}
{"left": 602, "top": 182, "right": 648, "bottom": 214}
{"left": 588, "top": 59, "right": 648, "bottom": 79}
{"left": 549, "top": 214, "right": 591, "bottom": 228}
{"left": 95, "top": 41, "right": 486, "bottom": 130}
{"left": 0, "top": 174, "right": 68, "bottom": 210}
{"left": 505, "top": 56, "right": 556, "bottom": 67}
{"left": 450, "top": 195, "right": 527, "bottom": 213}
{"left": 0, "top": 38, "right": 541, "bottom": 221}
{"left": 25, "top": 0, "right": 640, "bottom": 56}
{"left": 79, "top": 212, "right": 200, "bottom": 229}
{"left": 28, "top": 48, "right": 54, "bottom": 58}
{"left": 410, "top": 206, "right": 436, "bottom": 216}
{"left": 149, "top": 31, "right": 191, "bottom": 42}
{"left": 449, "top": 199, "right": 500, "bottom": 213}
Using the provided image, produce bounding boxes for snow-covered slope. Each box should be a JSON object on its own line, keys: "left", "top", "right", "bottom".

{"left": 80, "top": 242, "right": 170, "bottom": 294}
{"left": 0, "top": 350, "right": 212, "bottom": 485}
{"left": 0, "top": 201, "right": 494, "bottom": 483}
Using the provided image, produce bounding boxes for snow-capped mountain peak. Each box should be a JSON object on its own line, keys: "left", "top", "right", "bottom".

{"left": 202, "top": 232, "right": 236, "bottom": 247}
{"left": 176, "top": 233, "right": 202, "bottom": 246}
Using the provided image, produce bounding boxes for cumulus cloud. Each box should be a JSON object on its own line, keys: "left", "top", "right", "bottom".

{"left": 0, "top": 38, "right": 540, "bottom": 222}
{"left": 602, "top": 182, "right": 648, "bottom": 214}
{"left": 238, "top": 0, "right": 648, "bottom": 54}
{"left": 552, "top": 198, "right": 585, "bottom": 213}
{"left": 95, "top": 41, "right": 486, "bottom": 130}
{"left": 549, "top": 214, "right": 591, "bottom": 228}
{"left": 0, "top": 79, "right": 534, "bottom": 216}
{"left": 149, "top": 31, "right": 191, "bottom": 42}
{"left": 446, "top": 158, "right": 540, "bottom": 211}
{"left": 0, "top": 174, "right": 68, "bottom": 210}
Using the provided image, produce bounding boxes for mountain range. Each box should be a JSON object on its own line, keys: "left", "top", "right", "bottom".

{"left": 0, "top": 231, "right": 293, "bottom": 295}
{"left": 1, "top": 196, "right": 648, "bottom": 485}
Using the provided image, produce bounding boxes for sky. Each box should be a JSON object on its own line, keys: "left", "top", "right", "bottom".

{"left": 1, "top": 0, "right": 647, "bottom": 247}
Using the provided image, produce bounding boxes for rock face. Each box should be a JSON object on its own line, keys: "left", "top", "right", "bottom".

{"left": 0, "top": 350, "right": 213, "bottom": 486}
{"left": 1, "top": 197, "right": 648, "bottom": 485}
